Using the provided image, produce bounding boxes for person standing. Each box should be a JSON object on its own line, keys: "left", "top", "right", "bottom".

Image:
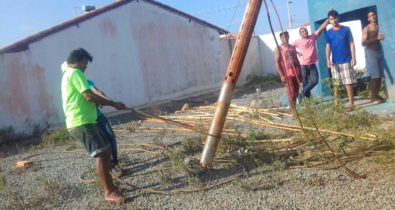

{"left": 291, "top": 19, "right": 329, "bottom": 98}
{"left": 87, "top": 79, "right": 123, "bottom": 177}
{"left": 274, "top": 31, "right": 302, "bottom": 108}
{"left": 362, "top": 11, "right": 386, "bottom": 104}
{"left": 61, "top": 48, "right": 126, "bottom": 203}
{"left": 325, "top": 10, "right": 357, "bottom": 111}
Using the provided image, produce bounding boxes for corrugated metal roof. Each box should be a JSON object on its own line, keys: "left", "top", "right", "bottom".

{"left": 0, "top": 0, "right": 229, "bottom": 53}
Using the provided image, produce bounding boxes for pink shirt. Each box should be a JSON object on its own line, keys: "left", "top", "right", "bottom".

{"left": 291, "top": 31, "right": 319, "bottom": 65}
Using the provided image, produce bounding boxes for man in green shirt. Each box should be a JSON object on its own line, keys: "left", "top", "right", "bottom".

{"left": 61, "top": 48, "right": 127, "bottom": 203}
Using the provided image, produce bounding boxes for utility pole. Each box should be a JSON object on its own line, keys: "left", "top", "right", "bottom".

{"left": 200, "top": 0, "right": 263, "bottom": 168}
{"left": 287, "top": 0, "right": 292, "bottom": 29}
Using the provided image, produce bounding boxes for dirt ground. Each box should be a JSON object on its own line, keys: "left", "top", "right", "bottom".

{"left": 1, "top": 81, "right": 394, "bottom": 209}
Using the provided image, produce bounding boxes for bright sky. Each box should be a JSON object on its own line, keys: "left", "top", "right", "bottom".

{"left": 0, "top": 0, "right": 308, "bottom": 48}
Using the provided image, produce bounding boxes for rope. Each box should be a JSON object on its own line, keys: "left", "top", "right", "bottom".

{"left": 112, "top": 170, "right": 246, "bottom": 195}
{"left": 126, "top": 108, "right": 221, "bottom": 139}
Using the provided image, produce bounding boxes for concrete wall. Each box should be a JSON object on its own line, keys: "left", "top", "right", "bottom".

{"left": 0, "top": 1, "right": 262, "bottom": 138}
{"left": 308, "top": 0, "right": 395, "bottom": 100}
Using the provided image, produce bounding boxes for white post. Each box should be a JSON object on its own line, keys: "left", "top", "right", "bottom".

{"left": 287, "top": 0, "right": 292, "bottom": 29}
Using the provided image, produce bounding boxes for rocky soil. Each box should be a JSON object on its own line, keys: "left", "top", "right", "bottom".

{"left": 0, "top": 82, "right": 394, "bottom": 210}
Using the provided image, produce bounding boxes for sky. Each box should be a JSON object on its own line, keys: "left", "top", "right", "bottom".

{"left": 0, "top": 0, "right": 309, "bottom": 48}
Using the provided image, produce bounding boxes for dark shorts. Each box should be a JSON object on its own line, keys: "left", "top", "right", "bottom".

{"left": 68, "top": 123, "right": 110, "bottom": 158}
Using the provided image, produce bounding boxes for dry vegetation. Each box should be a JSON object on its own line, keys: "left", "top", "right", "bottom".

{"left": 0, "top": 81, "right": 394, "bottom": 209}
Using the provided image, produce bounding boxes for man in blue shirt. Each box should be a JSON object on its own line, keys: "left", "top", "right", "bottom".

{"left": 325, "top": 10, "right": 357, "bottom": 111}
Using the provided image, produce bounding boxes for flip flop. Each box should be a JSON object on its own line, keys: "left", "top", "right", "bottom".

{"left": 105, "top": 193, "right": 126, "bottom": 204}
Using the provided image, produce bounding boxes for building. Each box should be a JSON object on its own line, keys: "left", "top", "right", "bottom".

{"left": 0, "top": 0, "right": 262, "bottom": 141}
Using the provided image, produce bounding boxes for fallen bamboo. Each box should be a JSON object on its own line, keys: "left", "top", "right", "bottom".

{"left": 237, "top": 116, "right": 376, "bottom": 141}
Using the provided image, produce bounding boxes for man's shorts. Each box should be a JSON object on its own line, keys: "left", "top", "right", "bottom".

{"left": 331, "top": 62, "right": 357, "bottom": 85}
{"left": 68, "top": 123, "right": 110, "bottom": 158}
{"left": 365, "top": 48, "right": 384, "bottom": 79}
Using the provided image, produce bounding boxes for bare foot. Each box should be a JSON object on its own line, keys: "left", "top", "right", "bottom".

{"left": 105, "top": 191, "right": 126, "bottom": 204}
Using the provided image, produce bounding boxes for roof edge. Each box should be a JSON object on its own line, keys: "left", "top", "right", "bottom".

{"left": 0, "top": 0, "right": 229, "bottom": 54}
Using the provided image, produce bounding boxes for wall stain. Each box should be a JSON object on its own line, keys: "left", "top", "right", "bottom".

{"left": 6, "top": 58, "right": 31, "bottom": 120}
{"left": 31, "top": 64, "right": 56, "bottom": 124}
{"left": 99, "top": 18, "right": 118, "bottom": 38}
{"left": 2, "top": 58, "right": 55, "bottom": 130}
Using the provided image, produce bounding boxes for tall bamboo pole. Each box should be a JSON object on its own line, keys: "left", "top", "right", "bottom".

{"left": 200, "top": 0, "right": 263, "bottom": 168}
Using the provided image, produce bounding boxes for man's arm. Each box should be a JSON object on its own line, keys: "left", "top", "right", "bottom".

{"left": 82, "top": 90, "right": 126, "bottom": 110}
{"left": 325, "top": 43, "right": 332, "bottom": 69}
{"left": 90, "top": 85, "right": 111, "bottom": 101}
{"left": 350, "top": 41, "right": 356, "bottom": 67}
{"left": 274, "top": 48, "right": 286, "bottom": 83}
{"left": 315, "top": 19, "right": 329, "bottom": 36}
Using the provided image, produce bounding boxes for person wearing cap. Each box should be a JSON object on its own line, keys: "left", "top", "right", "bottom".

{"left": 61, "top": 48, "right": 127, "bottom": 203}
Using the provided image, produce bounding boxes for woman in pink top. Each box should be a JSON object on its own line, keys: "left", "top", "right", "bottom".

{"left": 291, "top": 19, "right": 328, "bottom": 98}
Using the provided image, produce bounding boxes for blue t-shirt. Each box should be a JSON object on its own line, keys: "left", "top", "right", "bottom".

{"left": 326, "top": 26, "right": 354, "bottom": 64}
{"left": 87, "top": 80, "right": 103, "bottom": 117}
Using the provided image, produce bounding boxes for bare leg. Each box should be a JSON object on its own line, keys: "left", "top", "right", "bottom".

{"left": 333, "top": 87, "right": 339, "bottom": 106}
{"left": 345, "top": 84, "right": 354, "bottom": 109}
{"left": 96, "top": 149, "right": 115, "bottom": 194}
{"left": 370, "top": 78, "right": 384, "bottom": 102}
{"left": 96, "top": 149, "right": 125, "bottom": 202}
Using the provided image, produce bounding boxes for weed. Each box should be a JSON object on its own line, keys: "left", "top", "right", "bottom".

{"left": 168, "top": 149, "right": 187, "bottom": 170}
{"left": 376, "top": 124, "right": 395, "bottom": 147}
{"left": 220, "top": 135, "right": 248, "bottom": 155}
{"left": 159, "top": 169, "right": 173, "bottom": 184}
{"left": 41, "top": 128, "right": 73, "bottom": 146}
{"left": 181, "top": 136, "right": 203, "bottom": 154}
{"left": 247, "top": 129, "right": 274, "bottom": 140}
{"left": 299, "top": 102, "right": 378, "bottom": 133}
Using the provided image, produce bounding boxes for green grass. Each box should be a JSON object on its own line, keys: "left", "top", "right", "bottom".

{"left": 40, "top": 128, "right": 73, "bottom": 146}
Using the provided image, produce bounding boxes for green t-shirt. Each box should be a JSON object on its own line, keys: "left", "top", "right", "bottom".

{"left": 61, "top": 67, "right": 97, "bottom": 128}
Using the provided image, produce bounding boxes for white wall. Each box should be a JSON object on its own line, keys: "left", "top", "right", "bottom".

{"left": 0, "top": 1, "right": 261, "bottom": 137}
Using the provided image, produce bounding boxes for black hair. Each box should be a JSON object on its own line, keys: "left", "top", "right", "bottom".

{"left": 327, "top": 9, "right": 339, "bottom": 18}
{"left": 367, "top": 10, "right": 376, "bottom": 16}
{"left": 279, "top": 31, "right": 289, "bottom": 38}
{"left": 67, "top": 48, "right": 93, "bottom": 64}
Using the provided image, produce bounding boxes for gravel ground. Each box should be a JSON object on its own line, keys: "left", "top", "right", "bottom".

{"left": 0, "top": 82, "right": 394, "bottom": 210}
